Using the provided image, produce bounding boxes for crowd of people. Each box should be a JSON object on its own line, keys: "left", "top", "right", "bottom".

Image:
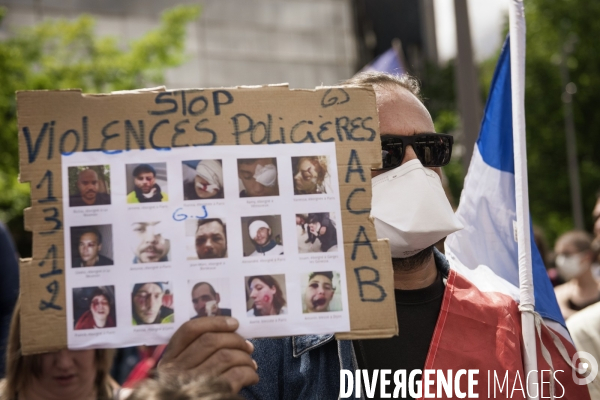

{"left": 0, "top": 71, "right": 598, "bottom": 399}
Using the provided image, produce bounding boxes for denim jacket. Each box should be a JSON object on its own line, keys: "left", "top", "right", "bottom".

{"left": 240, "top": 249, "right": 451, "bottom": 400}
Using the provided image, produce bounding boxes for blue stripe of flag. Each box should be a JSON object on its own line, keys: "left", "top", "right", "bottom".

{"left": 477, "top": 36, "right": 565, "bottom": 326}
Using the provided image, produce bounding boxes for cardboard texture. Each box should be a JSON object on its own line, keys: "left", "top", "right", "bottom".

{"left": 17, "top": 85, "right": 397, "bottom": 354}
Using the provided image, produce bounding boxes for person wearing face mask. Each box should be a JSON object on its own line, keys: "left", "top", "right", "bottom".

{"left": 158, "top": 72, "right": 590, "bottom": 399}
{"left": 553, "top": 230, "right": 600, "bottom": 320}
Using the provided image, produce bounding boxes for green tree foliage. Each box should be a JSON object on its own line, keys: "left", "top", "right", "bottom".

{"left": 420, "top": 61, "right": 463, "bottom": 206}
{"left": 424, "top": 2, "right": 600, "bottom": 245}
{"left": 0, "top": 5, "right": 199, "bottom": 254}
{"left": 524, "top": 0, "right": 600, "bottom": 243}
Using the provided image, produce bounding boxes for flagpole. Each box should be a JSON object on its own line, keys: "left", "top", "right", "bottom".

{"left": 508, "top": 1, "right": 539, "bottom": 399}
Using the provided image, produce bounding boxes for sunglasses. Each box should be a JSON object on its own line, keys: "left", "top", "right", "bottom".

{"left": 375, "top": 133, "right": 454, "bottom": 170}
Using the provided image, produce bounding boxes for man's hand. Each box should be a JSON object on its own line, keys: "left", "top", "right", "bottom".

{"left": 157, "top": 317, "right": 258, "bottom": 393}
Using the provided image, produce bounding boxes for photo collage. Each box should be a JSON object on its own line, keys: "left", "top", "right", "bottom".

{"left": 62, "top": 143, "right": 350, "bottom": 348}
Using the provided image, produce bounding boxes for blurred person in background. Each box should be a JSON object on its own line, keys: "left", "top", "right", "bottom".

{"left": 0, "top": 300, "right": 118, "bottom": 400}
{"left": 553, "top": 230, "right": 600, "bottom": 319}
{"left": 292, "top": 156, "right": 331, "bottom": 195}
{"left": 0, "top": 222, "right": 18, "bottom": 378}
{"left": 594, "top": 189, "right": 600, "bottom": 240}
{"left": 565, "top": 192, "right": 600, "bottom": 399}
{"left": 303, "top": 272, "right": 336, "bottom": 313}
{"left": 73, "top": 227, "right": 114, "bottom": 268}
{"left": 534, "top": 226, "right": 563, "bottom": 286}
{"left": 566, "top": 295, "right": 600, "bottom": 400}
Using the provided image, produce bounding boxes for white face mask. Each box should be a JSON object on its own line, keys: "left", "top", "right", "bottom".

{"left": 254, "top": 164, "right": 277, "bottom": 187}
{"left": 370, "top": 159, "right": 463, "bottom": 258}
{"left": 555, "top": 253, "right": 584, "bottom": 281}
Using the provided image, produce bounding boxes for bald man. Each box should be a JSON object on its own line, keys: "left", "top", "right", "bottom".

{"left": 70, "top": 169, "right": 111, "bottom": 207}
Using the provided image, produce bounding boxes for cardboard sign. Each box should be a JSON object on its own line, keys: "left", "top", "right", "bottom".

{"left": 17, "top": 85, "right": 397, "bottom": 354}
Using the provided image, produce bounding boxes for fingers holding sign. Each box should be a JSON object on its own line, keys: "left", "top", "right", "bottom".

{"left": 158, "top": 317, "right": 259, "bottom": 393}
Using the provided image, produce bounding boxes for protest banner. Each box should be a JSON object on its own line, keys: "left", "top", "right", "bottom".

{"left": 17, "top": 84, "right": 396, "bottom": 353}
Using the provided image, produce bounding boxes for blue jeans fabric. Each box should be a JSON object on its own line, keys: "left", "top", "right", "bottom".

{"left": 241, "top": 334, "right": 358, "bottom": 400}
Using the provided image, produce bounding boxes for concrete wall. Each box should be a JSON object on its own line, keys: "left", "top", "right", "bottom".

{"left": 0, "top": 0, "right": 358, "bottom": 89}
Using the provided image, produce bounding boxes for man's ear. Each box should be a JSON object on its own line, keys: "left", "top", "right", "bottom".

{"left": 98, "top": 243, "right": 102, "bottom": 252}
{"left": 215, "top": 293, "right": 221, "bottom": 303}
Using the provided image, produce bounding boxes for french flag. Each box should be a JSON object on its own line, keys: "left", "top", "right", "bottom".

{"left": 444, "top": 36, "right": 566, "bottom": 336}
{"left": 444, "top": 33, "right": 591, "bottom": 398}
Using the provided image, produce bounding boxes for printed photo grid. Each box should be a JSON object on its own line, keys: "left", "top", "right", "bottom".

{"left": 62, "top": 143, "right": 350, "bottom": 349}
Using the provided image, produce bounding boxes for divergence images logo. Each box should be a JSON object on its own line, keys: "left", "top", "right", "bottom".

{"left": 572, "top": 351, "right": 598, "bottom": 385}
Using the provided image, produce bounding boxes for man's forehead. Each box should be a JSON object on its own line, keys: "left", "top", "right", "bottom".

{"left": 194, "top": 284, "right": 214, "bottom": 295}
{"left": 376, "top": 85, "right": 435, "bottom": 136}
{"left": 197, "top": 221, "right": 224, "bottom": 234}
{"left": 78, "top": 170, "right": 98, "bottom": 180}
{"left": 80, "top": 232, "right": 98, "bottom": 242}
{"left": 139, "top": 284, "right": 162, "bottom": 293}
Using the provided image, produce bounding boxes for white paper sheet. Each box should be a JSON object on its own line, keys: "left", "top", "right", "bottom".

{"left": 62, "top": 143, "right": 350, "bottom": 349}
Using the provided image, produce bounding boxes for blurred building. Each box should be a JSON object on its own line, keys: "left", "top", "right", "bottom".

{"left": 352, "top": 0, "right": 438, "bottom": 74}
{"left": 0, "top": 0, "right": 440, "bottom": 89}
{"left": 0, "top": 0, "right": 358, "bottom": 88}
